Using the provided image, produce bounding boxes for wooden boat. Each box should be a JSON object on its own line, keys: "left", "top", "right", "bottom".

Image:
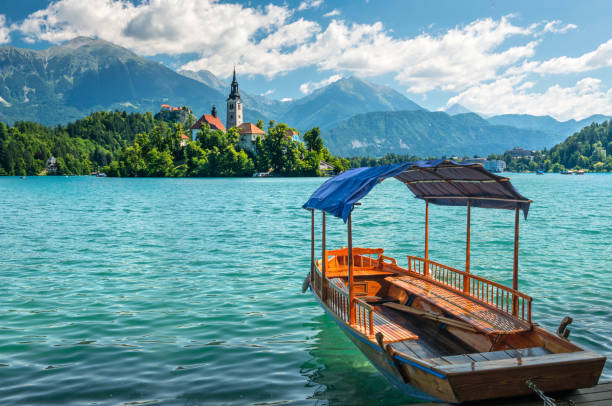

{"left": 576, "top": 169, "right": 585, "bottom": 175}
{"left": 302, "top": 160, "right": 605, "bottom": 404}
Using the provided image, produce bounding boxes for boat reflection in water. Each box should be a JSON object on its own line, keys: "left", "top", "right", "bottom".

{"left": 302, "top": 313, "right": 416, "bottom": 405}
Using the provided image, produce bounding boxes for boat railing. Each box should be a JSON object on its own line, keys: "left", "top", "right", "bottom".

{"left": 314, "top": 262, "right": 374, "bottom": 336}
{"left": 406, "top": 255, "right": 532, "bottom": 324}
{"left": 354, "top": 298, "right": 374, "bottom": 336}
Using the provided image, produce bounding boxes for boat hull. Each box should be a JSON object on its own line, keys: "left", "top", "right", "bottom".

{"left": 442, "top": 351, "right": 605, "bottom": 402}
{"left": 311, "top": 286, "right": 605, "bottom": 404}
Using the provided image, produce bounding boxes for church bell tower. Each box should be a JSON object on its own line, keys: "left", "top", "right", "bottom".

{"left": 226, "top": 68, "right": 243, "bottom": 130}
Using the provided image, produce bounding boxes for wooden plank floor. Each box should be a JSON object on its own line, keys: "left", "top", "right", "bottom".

{"left": 386, "top": 276, "right": 530, "bottom": 334}
{"left": 417, "top": 381, "right": 612, "bottom": 405}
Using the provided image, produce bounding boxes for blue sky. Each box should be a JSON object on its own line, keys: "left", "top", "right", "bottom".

{"left": 1, "top": 0, "right": 611, "bottom": 120}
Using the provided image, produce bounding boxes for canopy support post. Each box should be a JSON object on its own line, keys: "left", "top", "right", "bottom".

{"left": 424, "top": 200, "right": 429, "bottom": 276}
{"left": 512, "top": 205, "right": 520, "bottom": 316}
{"left": 322, "top": 212, "right": 327, "bottom": 301}
{"left": 310, "top": 209, "right": 315, "bottom": 286}
{"left": 464, "top": 200, "right": 471, "bottom": 293}
{"left": 348, "top": 213, "right": 355, "bottom": 324}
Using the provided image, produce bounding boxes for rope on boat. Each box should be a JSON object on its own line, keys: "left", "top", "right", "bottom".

{"left": 525, "top": 380, "right": 576, "bottom": 406}
{"left": 301, "top": 272, "right": 310, "bottom": 293}
{"left": 557, "top": 316, "right": 573, "bottom": 339}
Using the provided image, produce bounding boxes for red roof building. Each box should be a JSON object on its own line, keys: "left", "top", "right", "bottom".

{"left": 190, "top": 106, "right": 226, "bottom": 139}
{"left": 237, "top": 122, "right": 266, "bottom": 152}
{"left": 237, "top": 122, "right": 266, "bottom": 136}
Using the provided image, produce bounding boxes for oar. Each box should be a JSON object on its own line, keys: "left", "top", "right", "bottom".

{"left": 383, "top": 302, "right": 477, "bottom": 332}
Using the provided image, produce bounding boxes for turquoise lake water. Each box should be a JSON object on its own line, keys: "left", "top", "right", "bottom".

{"left": 0, "top": 175, "right": 610, "bottom": 405}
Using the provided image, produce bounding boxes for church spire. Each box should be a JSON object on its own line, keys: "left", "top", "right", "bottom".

{"left": 226, "top": 67, "right": 243, "bottom": 130}
{"left": 228, "top": 66, "right": 240, "bottom": 100}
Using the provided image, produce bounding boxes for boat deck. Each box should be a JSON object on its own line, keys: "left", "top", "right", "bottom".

{"left": 386, "top": 275, "right": 530, "bottom": 335}
{"left": 368, "top": 312, "right": 419, "bottom": 342}
{"left": 329, "top": 278, "right": 418, "bottom": 342}
{"left": 419, "top": 380, "right": 612, "bottom": 406}
{"left": 378, "top": 304, "right": 477, "bottom": 360}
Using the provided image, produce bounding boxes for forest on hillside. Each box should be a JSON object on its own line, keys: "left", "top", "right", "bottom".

{"left": 492, "top": 120, "right": 612, "bottom": 172}
{"left": 0, "top": 111, "right": 348, "bottom": 176}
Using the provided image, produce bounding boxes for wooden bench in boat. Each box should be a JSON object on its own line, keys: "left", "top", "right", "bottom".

{"left": 329, "top": 278, "right": 418, "bottom": 343}
{"left": 385, "top": 275, "right": 531, "bottom": 335}
{"left": 323, "top": 248, "right": 397, "bottom": 278}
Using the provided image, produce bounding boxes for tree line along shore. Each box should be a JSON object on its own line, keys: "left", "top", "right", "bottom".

{"left": 0, "top": 111, "right": 349, "bottom": 177}
{"left": 0, "top": 110, "right": 610, "bottom": 176}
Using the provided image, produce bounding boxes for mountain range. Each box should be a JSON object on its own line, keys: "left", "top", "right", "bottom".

{"left": 0, "top": 37, "right": 610, "bottom": 157}
{"left": 324, "top": 111, "right": 552, "bottom": 158}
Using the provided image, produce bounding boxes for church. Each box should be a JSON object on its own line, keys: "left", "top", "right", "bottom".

{"left": 190, "top": 69, "right": 264, "bottom": 153}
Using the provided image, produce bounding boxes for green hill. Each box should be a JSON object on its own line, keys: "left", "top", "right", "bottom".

{"left": 542, "top": 121, "right": 611, "bottom": 171}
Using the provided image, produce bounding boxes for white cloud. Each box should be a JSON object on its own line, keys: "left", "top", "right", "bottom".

{"left": 260, "top": 89, "right": 275, "bottom": 96}
{"left": 280, "top": 97, "right": 293, "bottom": 102}
{"left": 14, "top": 0, "right": 290, "bottom": 65}
{"left": 300, "top": 74, "right": 343, "bottom": 94}
{"left": 298, "top": 0, "right": 324, "bottom": 11}
{"left": 448, "top": 76, "right": 612, "bottom": 121}
{"left": 507, "top": 38, "right": 612, "bottom": 76}
{"left": 539, "top": 20, "right": 577, "bottom": 35}
{"left": 323, "top": 9, "right": 340, "bottom": 17}
{"left": 0, "top": 15, "right": 10, "bottom": 44}
{"left": 10, "top": 2, "right": 611, "bottom": 118}
{"left": 12, "top": 3, "right": 579, "bottom": 89}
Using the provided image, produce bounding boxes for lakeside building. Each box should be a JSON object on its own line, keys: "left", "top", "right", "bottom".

{"left": 190, "top": 106, "right": 225, "bottom": 140}
{"left": 508, "top": 147, "right": 535, "bottom": 160}
{"left": 237, "top": 122, "right": 266, "bottom": 152}
{"left": 483, "top": 159, "right": 506, "bottom": 172}
{"left": 190, "top": 69, "right": 269, "bottom": 153}
{"left": 284, "top": 128, "right": 300, "bottom": 142}
{"left": 462, "top": 157, "right": 506, "bottom": 172}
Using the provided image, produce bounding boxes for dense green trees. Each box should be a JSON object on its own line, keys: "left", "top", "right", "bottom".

{"left": 104, "top": 121, "right": 348, "bottom": 177}
{"left": 489, "top": 121, "right": 612, "bottom": 172}
{"left": 0, "top": 110, "right": 348, "bottom": 177}
{"left": 0, "top": 120, "right": 101, "bottom": 175}
{"left": 0, "top": 111, "right": 159, "bottom": 175}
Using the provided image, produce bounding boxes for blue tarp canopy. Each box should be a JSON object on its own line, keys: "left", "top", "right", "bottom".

{"left": 303, "top": 159, "right": 531, "bottom": 222}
